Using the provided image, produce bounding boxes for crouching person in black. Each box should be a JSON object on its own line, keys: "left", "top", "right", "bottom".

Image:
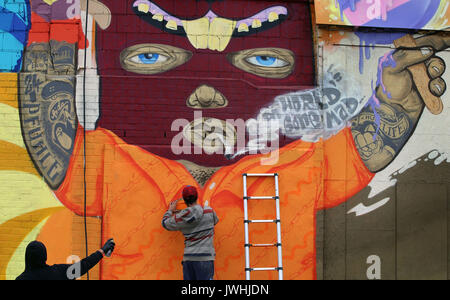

{"left": 15, "top": 238, "right": 115, "bottom": 280}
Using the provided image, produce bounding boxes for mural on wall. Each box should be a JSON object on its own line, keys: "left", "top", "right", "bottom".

{"left": 0, "top": 0, "right": 449, "bottom": 280}
{"left": 315, "top": 0, "right": 450, "bottom": 30}
{"left": 315, "top": 28, "right": 450, "bottom": 279}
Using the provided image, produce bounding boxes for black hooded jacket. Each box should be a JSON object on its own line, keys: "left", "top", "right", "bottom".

{"left": 15, "top": 241, "right": 103, "bottom": 280}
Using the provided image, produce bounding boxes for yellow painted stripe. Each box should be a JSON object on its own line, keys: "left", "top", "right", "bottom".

{"left": 0, "top": 171, "right": 62, "bottom": 225}
{"left": 0, "top": 104, "right": 25, "bottom": 148}
{"left": 0, "top": 141, "right": 39, "bottom": 177}
{"left": 0, "top": 73, "right": 18, "bottom": 109}
{"left": 0, "top": 207, "right": 64, "bottom": 280}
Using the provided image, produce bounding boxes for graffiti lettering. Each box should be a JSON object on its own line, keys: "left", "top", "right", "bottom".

{"left": 23, "top": 44, "right": 50, "bottom": 73}
{"left": 378, "top": 114, "right": 410, "bottom": 139}
{"left": 20, "top": 74, "right": 67, "bottom": 185}
{"left": 256, "top": 84, "right": 361, "bottom": 142}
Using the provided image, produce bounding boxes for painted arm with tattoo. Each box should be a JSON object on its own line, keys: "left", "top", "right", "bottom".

{"left": 18, "top": 2, "right": 110, "bottom": 191}
{"left": 351, "top": 34, "right": 450, "bottom": 172}
{"left": 19, "top": 41, "right": 78, "bottom": 190}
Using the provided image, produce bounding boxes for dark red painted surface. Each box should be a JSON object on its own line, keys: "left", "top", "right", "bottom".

{"left": 96, "top": 0, "right": 314, "bottom": 166}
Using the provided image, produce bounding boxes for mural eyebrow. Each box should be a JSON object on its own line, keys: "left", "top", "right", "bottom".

{"left": 132, "top": 0, "right": 288, "bottom": 38}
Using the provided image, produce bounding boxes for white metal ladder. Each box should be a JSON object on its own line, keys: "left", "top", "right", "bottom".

{"left": 242, "top": 173, "right": 283, "bottom": 280}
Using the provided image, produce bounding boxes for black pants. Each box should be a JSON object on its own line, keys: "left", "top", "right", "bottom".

{"left": 182, "top": 261, "right": 214, "bottom": 280}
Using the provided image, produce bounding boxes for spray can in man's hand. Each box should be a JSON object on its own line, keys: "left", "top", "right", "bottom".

{"left": 106, "top": 239, "right": 114, "bottom": 257}
{"left": 101, "top": 238, "right": 115, "bottom": 257}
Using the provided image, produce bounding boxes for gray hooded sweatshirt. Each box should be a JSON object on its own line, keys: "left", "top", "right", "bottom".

{"left": 162, "top": 204, "right": 219, "bottom": 261}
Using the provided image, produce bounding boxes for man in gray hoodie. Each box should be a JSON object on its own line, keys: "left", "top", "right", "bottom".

{"left": 162, "top": 185, "right": 219, "bottom": 280}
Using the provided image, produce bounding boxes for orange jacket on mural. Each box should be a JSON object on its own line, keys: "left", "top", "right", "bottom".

{"left": 46, "top": 125, "right": 373, "bottom": 280}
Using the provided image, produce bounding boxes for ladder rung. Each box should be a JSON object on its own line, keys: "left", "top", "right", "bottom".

{"left": 246, "top": 243, "right": 279, "bottom": 247}
{"left": 243, "top": 173, "right": 278, "bottom": 177}
{"left": 245, "top": 196, "right": 278, "bottom": 200}
{"left": 245, "top": 219, "right": 279, "bottom": 224}
{"left": 246, "top": 267, "right": 282, "bottom": 272}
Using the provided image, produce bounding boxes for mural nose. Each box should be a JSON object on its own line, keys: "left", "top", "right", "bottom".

{"left": 186, "top": 85, "right": 228, "bottom": 109}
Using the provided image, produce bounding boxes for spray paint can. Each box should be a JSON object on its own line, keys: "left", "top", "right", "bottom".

{"left": 106, "top": 239, "right": 114, "bottom": 257}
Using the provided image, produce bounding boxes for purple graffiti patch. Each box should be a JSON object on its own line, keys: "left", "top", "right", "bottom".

{"left": 355, "top": 31, "right": 404, "bottom": 74}
{"left": 367, "top": 50, "right": 397, "bottom": 140}
{"left": 335, "top": 0, "right": 441, "bottom": 30}
{"left": 31, "top": 0, "right": 80, "bottom": 22}
{"left": 335, "top": 0, "right": 361, "bottom": 20}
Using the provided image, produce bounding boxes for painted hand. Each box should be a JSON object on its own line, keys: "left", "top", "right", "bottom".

{"left": 378, "top": 33, "right": 450, "bottom": 118}
{"left": 352, "top": 33, "right": 450, "bottom": 172}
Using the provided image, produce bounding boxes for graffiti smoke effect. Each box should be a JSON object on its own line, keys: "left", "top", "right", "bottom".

{"left": 229, "top": 118, "right": 280, "bottom": 160}
{"left": 246, "top": 70, "right": 366, "bottom": 144}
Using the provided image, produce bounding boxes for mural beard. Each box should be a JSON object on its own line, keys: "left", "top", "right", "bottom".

{"left": 95, "top": 0, "right": 314, "bottom": 171}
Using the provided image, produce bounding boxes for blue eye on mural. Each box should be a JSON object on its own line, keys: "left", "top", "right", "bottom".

{"left": 130, "top": 53, "right": 168, "bottom": 65}
{"left": 139, "top": 53, "right": 159, "bottom": 64}
{"left": 247, "top": 55, "right": 288, "bottom": 67}
{"left": 256, "top": 56, "right": 276, "bottom": 66}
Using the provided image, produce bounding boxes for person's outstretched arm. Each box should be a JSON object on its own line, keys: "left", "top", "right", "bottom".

{"left": 55, "top": 238, "right": 115, "bottom": 280}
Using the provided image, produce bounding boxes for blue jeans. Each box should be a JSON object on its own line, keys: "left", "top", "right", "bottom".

{"left": 182, "top": 261, "right": 214, "bottom": 280}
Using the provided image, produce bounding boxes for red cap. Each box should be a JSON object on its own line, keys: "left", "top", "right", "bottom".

{"left": 182, "top": 185, "right": 198, "bottom": 201}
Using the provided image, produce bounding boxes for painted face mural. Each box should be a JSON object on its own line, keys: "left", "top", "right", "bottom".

{"left": 95, "top": 0, "right": 314, "bottom": 174}
{"left": 2, "top": 0, "right": 450, "bottom": 281}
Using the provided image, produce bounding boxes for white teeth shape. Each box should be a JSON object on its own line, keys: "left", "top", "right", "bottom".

{"left": 238, "top": 23, "right": 249, "bottom": 32}
{"left": 252, "top": 19, "right": 262, "bottom": 28}
{"left": 137, "top": 3, "right": 149, "bottom": 13}
{"left": 166, "top": 20, "right": 178, "bottom": 30}
{"left": 182, "top": 17, "right": 235, "bottom": 52}
{"left": 152, "top": 14, "right": 163, "bottom": 21}
{"left": 268, "top": 12, "right": 279, "bottom": 22}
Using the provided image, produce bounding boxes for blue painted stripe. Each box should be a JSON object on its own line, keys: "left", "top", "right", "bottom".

{"left": 0, "top": 6, "right": 30, "bottom": 45}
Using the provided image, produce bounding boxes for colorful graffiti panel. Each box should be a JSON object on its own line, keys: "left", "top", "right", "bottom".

{"left": 316, "top": 28, "right": 450, "bottom": 279}
{"left": 315, "top": 0, "right": 450, "bottom": 30}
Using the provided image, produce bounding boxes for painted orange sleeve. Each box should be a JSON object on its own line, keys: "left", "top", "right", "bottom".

{"left": 320, "top": 127, "right": 375, "bottom": 209}
{"left": 54, "top": 125, "right": 114, "bottom": 217}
